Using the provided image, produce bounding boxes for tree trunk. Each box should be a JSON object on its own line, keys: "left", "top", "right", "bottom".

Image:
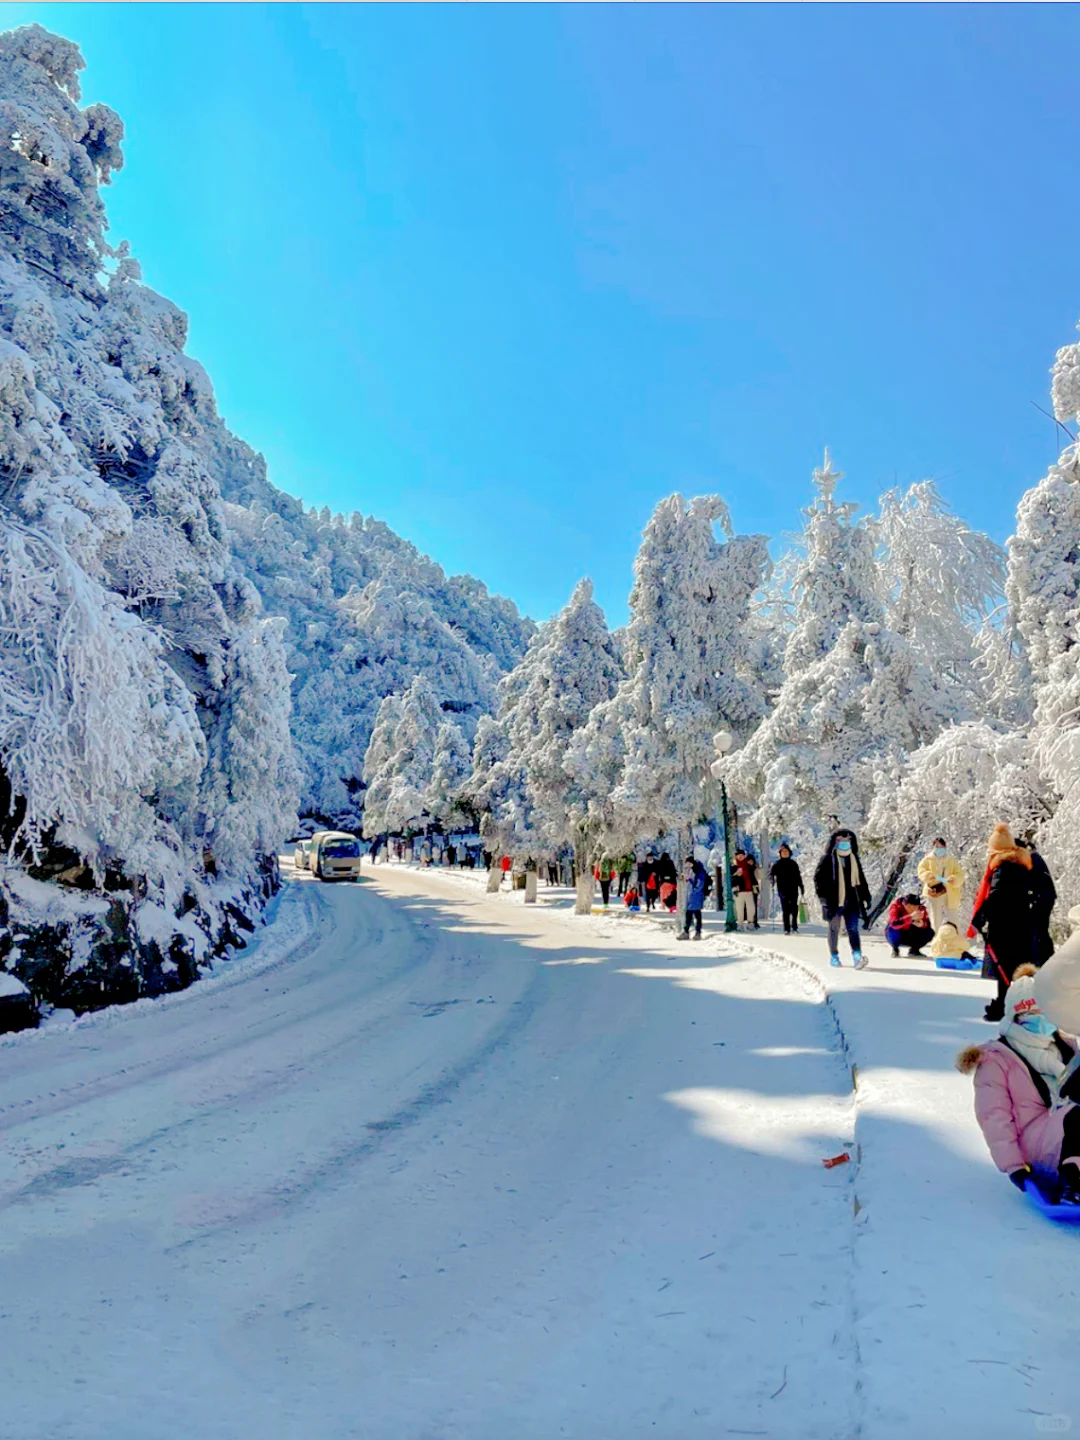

{"left": 575, "top": 874, "right": 594, "bottom": 915}
{"left": 486, "top": 866, "right": 502, "bottom": 893}
{"left": 757, "top": 828, "right": 771, "bottom": 924}
{"left": 867, "top": 830, "right": 919, "bottom": 928}
{"left": 524, "top": 870, "right": 538, "bottom": 904}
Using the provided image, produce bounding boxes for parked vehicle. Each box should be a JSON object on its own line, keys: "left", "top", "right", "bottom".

{"left": 293, "top": 838, "right": 315, "bottom": 871}
{"left": 312, "top": 831, "right": 362, "bottom": 881}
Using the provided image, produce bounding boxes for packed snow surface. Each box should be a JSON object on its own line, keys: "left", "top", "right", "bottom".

{"left": 1, "top": 863, "right": 1077, "bottom": 1439}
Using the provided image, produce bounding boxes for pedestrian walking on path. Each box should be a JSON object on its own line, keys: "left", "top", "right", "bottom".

{"left": 917, "top": 837, "right": 964, "bottom": 933}
{"left": 814, "top": 828, "right": 871, "bottom": 970}
{"left": 769, "top": 844, "right": 804, "bottom": 934}
{"left": 732, "top": 849, "right": 759, "bottom": 928}
{"left": 971, "top": 823, "right": 1045, "bottom": 1022}
{"left": 957, "top": 963, "right": 1080, "bottom": 1206}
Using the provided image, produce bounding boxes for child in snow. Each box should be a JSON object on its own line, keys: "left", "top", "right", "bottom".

{"left": 623, "top": 885, "right": 641, "bottom": 913}
{"left": 957, "top": 963, "right": 1080, "bottom": 1204}
{"left": 928, "top": 921, "right": 978, "bottom": 965}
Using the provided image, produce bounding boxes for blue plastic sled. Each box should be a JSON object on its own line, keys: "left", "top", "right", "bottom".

{"left": 935, "top": 955, "right": 982, "bottom": 971}
{"left": 1023, "top": 1178, "right": 1080, "bottom": 1223}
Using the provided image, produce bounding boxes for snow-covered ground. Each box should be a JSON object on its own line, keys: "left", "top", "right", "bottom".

{"left": 0, "top": 862, "right": 1076, "bottom": 1439}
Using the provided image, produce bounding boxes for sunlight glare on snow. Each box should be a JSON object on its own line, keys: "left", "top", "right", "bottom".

{"left": 666, "top": 1086, "right": 854, "bottom": 1163}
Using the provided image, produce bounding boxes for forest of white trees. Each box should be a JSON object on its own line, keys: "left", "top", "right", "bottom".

{"left": 1, "top": 24, "right": 1080, "bottom": 1016}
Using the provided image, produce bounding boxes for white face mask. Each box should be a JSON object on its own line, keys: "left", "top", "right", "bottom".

{"left": 934, "top": 847, "right": 947, "bottom": 858}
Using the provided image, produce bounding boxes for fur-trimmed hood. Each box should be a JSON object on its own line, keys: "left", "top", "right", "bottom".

{"left": 956, "top": 1043, "right": 985, "bottom": 1075}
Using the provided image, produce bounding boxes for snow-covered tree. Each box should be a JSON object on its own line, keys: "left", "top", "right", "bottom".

{"left": 0, "top": 26, "right": 298, "bottom": 1011}
{"left": 876, "top": 480, "right": 1006, "bottom": 719}
{"left": 781, "top": 450, "right": 881, "bottom": 675}
{"left": 722, "top": 455, "right": 953, "bottom": 848}
{"left": 361, "top": 675, "right": 444, "bottom": 837}
{"left": 471, "top": 578, "right": 623, "bottom": 864}
{"left": 1007, "top": 337, "right": 1080, "bottom": 914}
{"left": 570, "top": 495, "right": 769, "bottom": 852}
{"left": 426, "top": 720, "right": 473, "bottom": 828}
{"left": 865, "top": 722, "right": 1052, "bottom": 906}
{"left": 219, "top": 487, "right": 533, "bottom": 825}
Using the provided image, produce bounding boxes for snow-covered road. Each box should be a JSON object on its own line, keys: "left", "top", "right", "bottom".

{"left": 1, "top": 864, "right": 861, "bottom": 1440}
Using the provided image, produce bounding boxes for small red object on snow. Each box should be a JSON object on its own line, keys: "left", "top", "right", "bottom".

{"left": 822, "top": 1152, "right": 850, "bottom": 1169}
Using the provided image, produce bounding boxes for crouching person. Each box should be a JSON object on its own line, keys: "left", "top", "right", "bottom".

{"left": 957, "top": 963, "right": 1080, "bottom": 1205}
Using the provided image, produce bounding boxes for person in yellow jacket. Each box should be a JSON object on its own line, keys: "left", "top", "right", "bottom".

{"left": 917, "top": 836, "right": 964, "bottom": 933}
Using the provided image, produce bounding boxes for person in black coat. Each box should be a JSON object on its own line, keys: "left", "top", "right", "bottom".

{"left": 814, "top": 828, "right": 872, "bottom": 969}
{"left": 972, "top": 824, "right": 1049, "bottom": 1021}
{"left": 638, "top": 851, "right": 658, "bottom": 912}
{"left": 770, "top": 844, "right": 804, "bottom": 934}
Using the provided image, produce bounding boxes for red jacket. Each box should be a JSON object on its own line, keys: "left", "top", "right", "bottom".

{"left": 887, "top": 899, "right": 930, "bottom": 932}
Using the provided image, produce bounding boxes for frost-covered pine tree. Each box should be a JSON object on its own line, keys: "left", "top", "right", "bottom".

{"left": 570, "top": 495, "right": 769, "bottom": 852}
{"left": 722, "top": 454, "right": 952, "bottom": 849}
{"left": 361, "top": 675, "right": 444, "bottom": 838}
{"left": 876, "top": 480, "right": 1006, "bottom": 720}
{"left": 482, "top": 578, "right": 624, "bottom": 864}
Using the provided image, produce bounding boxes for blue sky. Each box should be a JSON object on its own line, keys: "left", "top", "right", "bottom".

{"left": 7, "top": 4, "right": 1080, "bottom": 623}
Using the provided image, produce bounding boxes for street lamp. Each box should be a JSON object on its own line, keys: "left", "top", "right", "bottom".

{"left": 710, "top": 730, "right": 738, "bottom": 933}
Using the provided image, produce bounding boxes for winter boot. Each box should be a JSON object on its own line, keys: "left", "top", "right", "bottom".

{"left": 891, "top": 945, "right": 900, "bottom": 958}
{"left": 676, "top": 931, "right": 690, "bottom": 942}
{"left": 908, "top": 948, "right": 925, "bottom": 958}
{"left": 853, "top": 952, "right": 869, "bottom": 971}
{"left": 1057, "top": 1184, "right": 1080, "bottom": 1207}
{"left": 829, "top": 953, "right": 841, "bottom": 968}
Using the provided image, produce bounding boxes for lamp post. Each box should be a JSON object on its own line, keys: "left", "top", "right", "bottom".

{"left": 710, "top": 731, "right": 738, "bottom": 933}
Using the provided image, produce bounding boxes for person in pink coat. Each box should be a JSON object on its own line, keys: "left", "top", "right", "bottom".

{"left": 957, "top": 962, "right": 1080, "bottom": 1203}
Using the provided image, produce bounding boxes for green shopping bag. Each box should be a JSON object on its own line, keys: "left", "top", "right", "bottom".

{"left": 797, "top": 899, "right": 808, "bottom": 926}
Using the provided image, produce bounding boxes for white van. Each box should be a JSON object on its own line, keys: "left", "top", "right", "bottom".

{"left": 311, "top": 831, "right": 362, "bottom": 881}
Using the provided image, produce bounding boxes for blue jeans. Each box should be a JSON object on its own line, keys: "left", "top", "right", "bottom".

{"left": 828, "top": 909, "right": 861, "bottom": 957}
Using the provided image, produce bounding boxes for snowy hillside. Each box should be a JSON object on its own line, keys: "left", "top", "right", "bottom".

{"left": 0, "top": 25, "right": 529, "bottom": 1015}
{"left": 211, "top": 430, "right": 533, "bottom": 825}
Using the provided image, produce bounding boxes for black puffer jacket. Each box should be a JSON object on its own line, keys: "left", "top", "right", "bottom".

{"left": 770, "top": 856, "right": 804, "bottom": 898}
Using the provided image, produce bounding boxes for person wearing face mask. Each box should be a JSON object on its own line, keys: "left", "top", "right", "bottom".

{"left": 916, "top": 837, "right": 964, "bottom": 934}
{"left": 813, "top": 828, "right": 872, "bottom": 970}
{"left": 957, "top": 963, "right": 1080, "bottom": 1205}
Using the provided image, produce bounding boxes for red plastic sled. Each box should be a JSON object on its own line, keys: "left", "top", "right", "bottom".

{"left": 1023, "top": 1178, "right": 1080, "bottom": 1224}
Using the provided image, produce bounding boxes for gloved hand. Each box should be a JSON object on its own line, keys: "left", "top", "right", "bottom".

{"left": 1009, "top": 1166, "right": 1032, "bottom": 1191}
